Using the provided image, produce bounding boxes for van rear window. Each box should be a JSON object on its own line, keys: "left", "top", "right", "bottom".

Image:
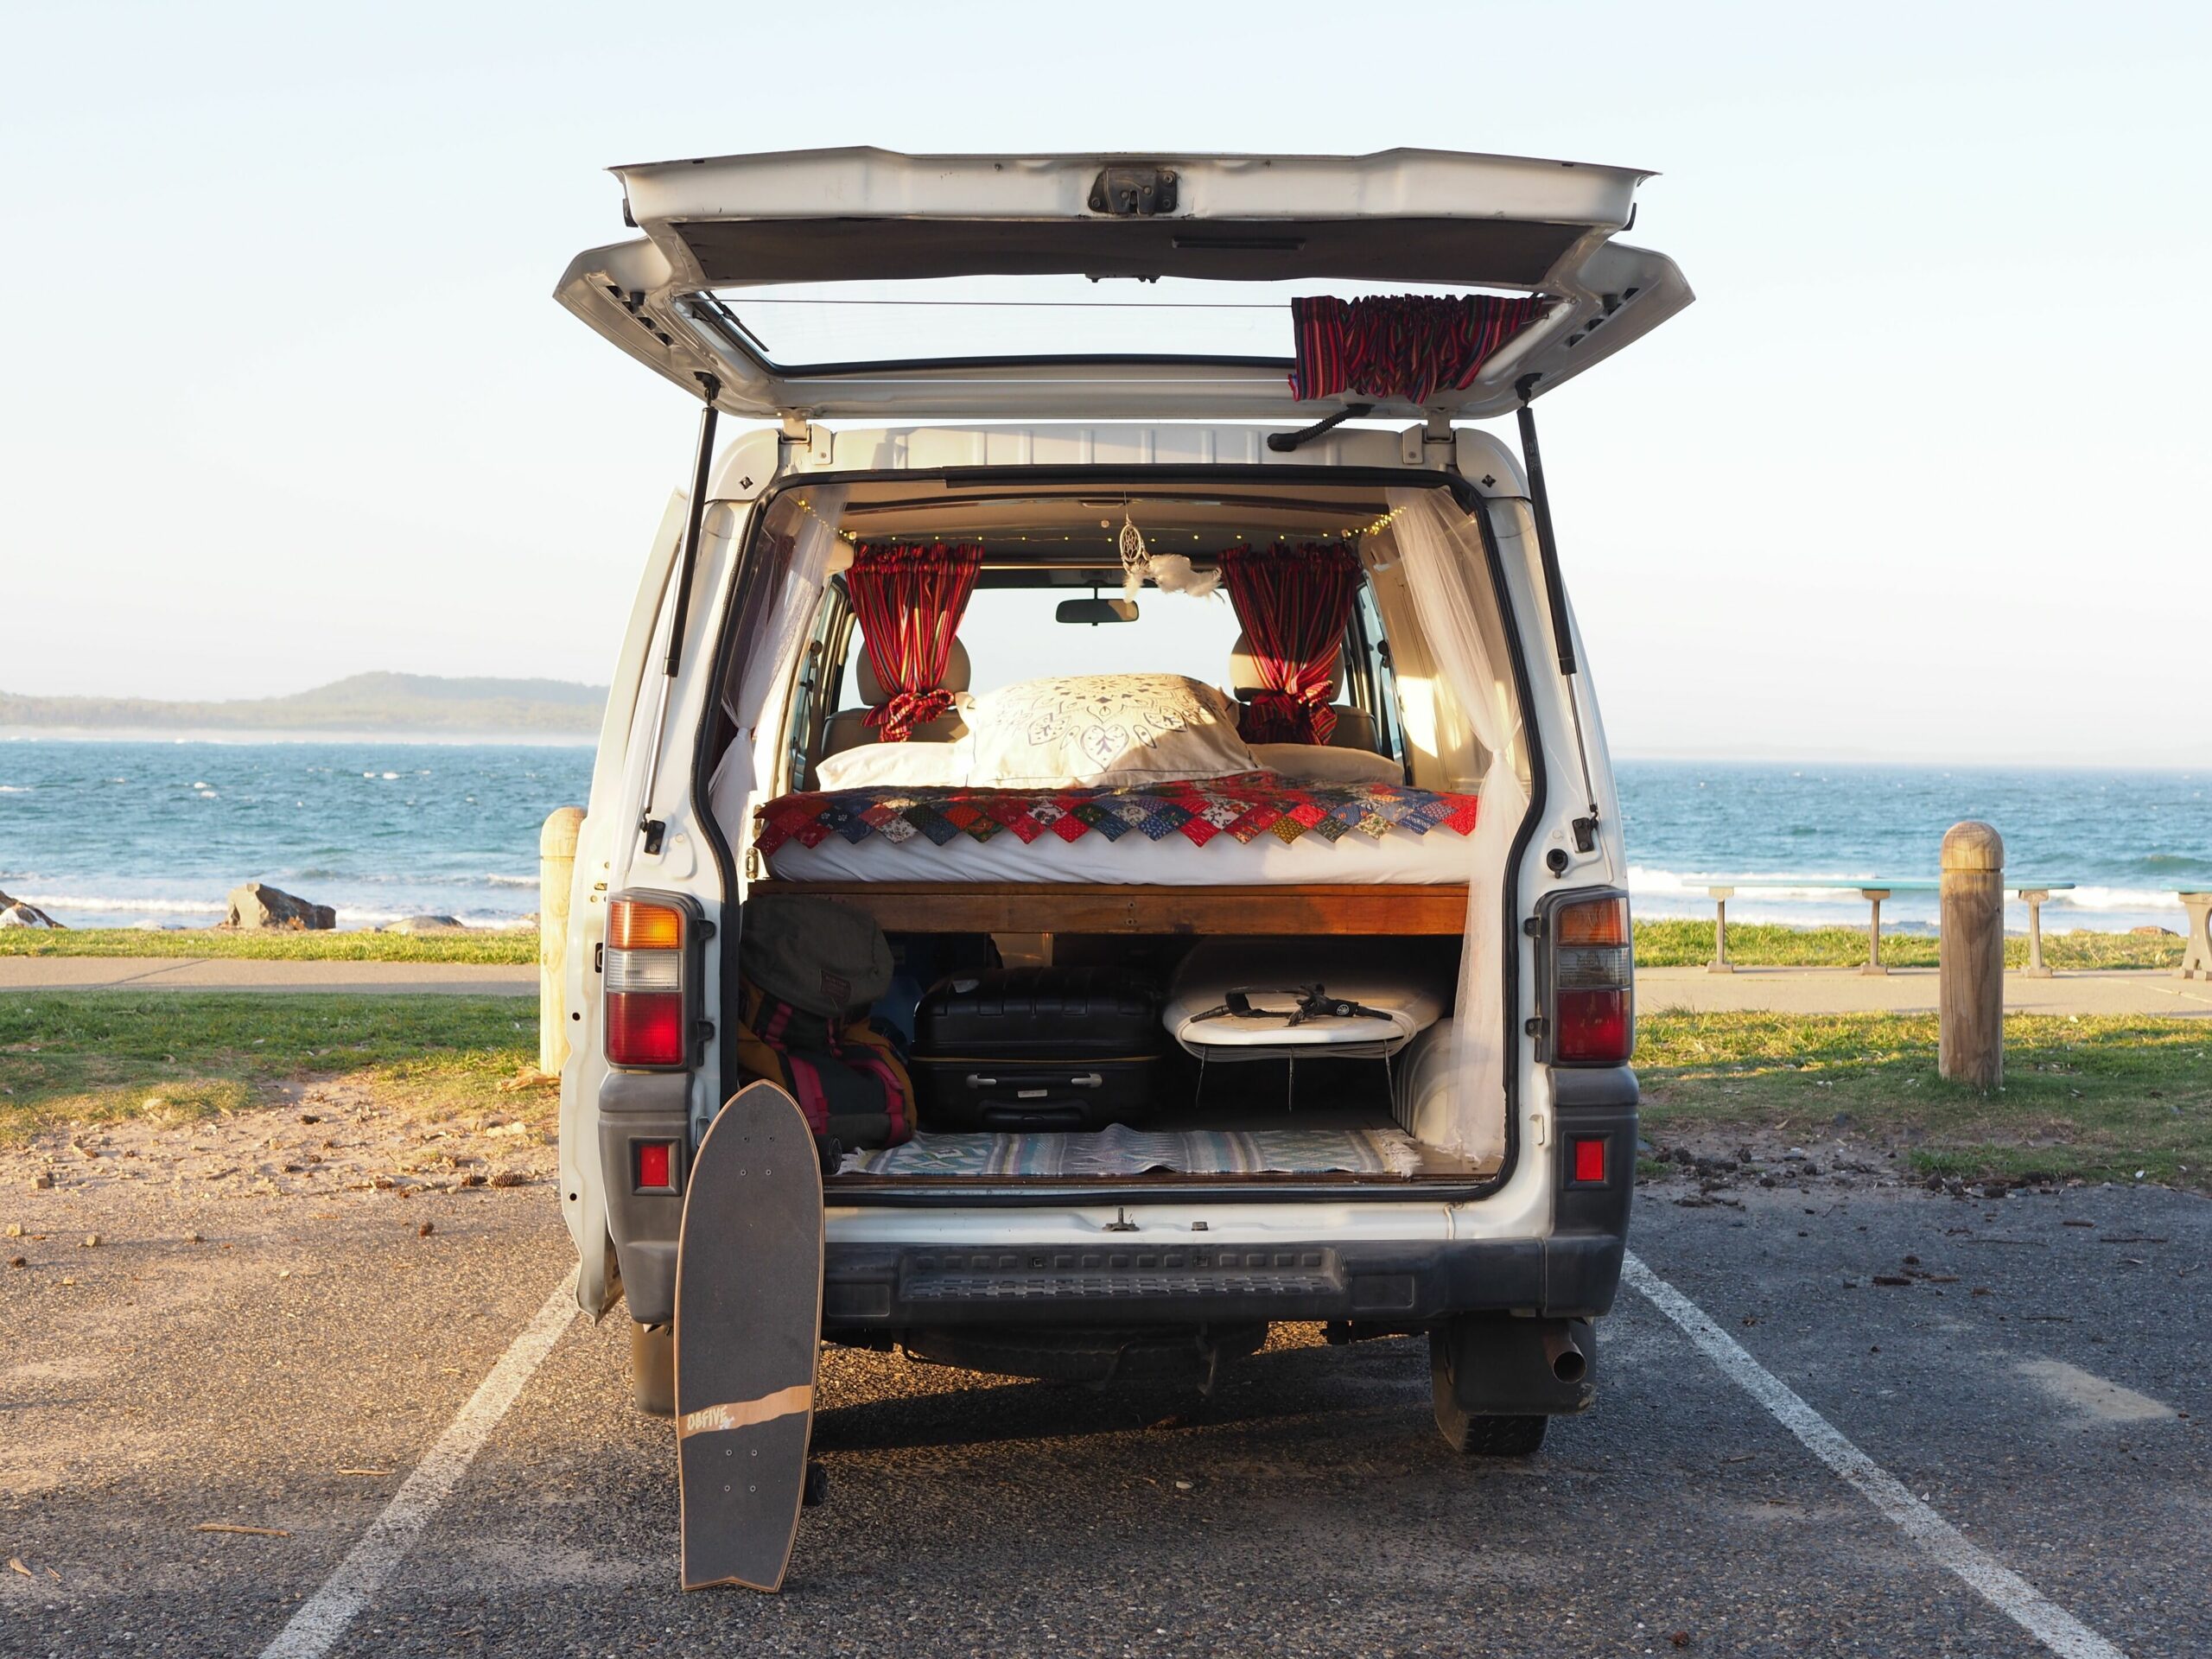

{"left": 709, "top": 276, "right": 1499, "bottom": 372}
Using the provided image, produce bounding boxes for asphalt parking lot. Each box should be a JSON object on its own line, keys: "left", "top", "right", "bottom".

{"left": 3, "top": 1166, "right": 2202, "bottom": 1657}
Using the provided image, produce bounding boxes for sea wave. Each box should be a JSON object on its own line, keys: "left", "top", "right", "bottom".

{"left": 2054, "top": 884, "right": 2200, "bottom": 912}
{"left": 13, "top": 893, "right": 229, "bottom": 916}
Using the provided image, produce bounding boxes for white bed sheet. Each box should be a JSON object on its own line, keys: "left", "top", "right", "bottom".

{"left": 761, "top": 817, "right": 1476, "bottom": 885}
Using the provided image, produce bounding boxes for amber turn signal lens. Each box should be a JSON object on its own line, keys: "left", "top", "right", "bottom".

{"left": 1555, "top": 895, "right": 1629, "bottom": 948}
{"left": 609, "top": 899, "right": 684, "bottom": 951}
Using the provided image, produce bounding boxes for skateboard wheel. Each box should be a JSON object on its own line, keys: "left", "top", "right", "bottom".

{"left": 803, "top": 1462, "right": 829, "bottom": 1508}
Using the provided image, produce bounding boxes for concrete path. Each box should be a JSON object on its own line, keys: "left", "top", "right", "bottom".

{"left": 7, "top": 956, "right": 2206, "bottom": 1015}
{"left": 0, "top": 957, "right": 537, "bottom": 995}
{"left": 1641, "top": 963, "right": 2212, "bottom": 1017}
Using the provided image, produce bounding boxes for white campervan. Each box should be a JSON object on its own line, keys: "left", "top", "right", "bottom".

{"left": 554, "top": 149, "right": 1689, "bottom": 1454}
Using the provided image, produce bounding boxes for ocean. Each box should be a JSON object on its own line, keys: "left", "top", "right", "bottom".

{"left": 0, "top": 741, "right": 2203, "bottom": 936}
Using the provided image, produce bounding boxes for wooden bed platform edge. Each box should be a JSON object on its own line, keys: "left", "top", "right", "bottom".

{"left": 747, "top": 881, "right": 1471, "bottom": 936}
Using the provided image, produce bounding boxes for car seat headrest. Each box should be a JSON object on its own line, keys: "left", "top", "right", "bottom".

{"left": 1228, "top": 631, "right": 1344, "bottom": 702}
{"left": 855, "top": 637, "right": 969, "bottom": 708}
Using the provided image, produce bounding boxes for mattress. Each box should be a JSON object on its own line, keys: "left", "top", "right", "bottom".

{"left": 766, "top": 823, "right": 1474, "bottom": 884}
{"left": 751, "top": 771, "right": 1483, "bottom": 887}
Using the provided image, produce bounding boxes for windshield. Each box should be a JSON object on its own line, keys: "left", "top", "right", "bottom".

{"left": 839, "top": 582, "right": 1245, "bottom": 706}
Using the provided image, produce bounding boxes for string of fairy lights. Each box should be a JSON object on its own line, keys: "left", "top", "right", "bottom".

{"left": 787, "top": 494, "right": 1406, "bottom": 555}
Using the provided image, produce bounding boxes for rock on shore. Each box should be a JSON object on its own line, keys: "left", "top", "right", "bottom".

{"left": 223, "top": 881, "right": 335, "bottom": 931}
{"left": 0, "top": 891, "right": 64, "bottom": 928}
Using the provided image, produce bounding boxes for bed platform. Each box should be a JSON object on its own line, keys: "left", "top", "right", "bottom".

{"left": 749, "top": 880, "right": 1471, "bottom": 937}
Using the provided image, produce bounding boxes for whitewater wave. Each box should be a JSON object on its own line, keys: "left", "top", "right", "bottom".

{"left": 14, "top": 893, "right": 228, "bottom": 916}
{"left": 2053, "top": 884, "right": 2199, "bottom": 912}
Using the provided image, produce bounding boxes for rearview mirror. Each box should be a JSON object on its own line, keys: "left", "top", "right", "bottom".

{"left": 1056, "top": 598, "right": 1139, "bottom": 625}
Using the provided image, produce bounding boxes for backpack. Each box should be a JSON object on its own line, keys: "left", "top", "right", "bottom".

{"left": 733, "top": 893, "right": 915, "bottom": 1150}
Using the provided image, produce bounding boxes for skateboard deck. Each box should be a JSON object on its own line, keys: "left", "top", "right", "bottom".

{"left": 675, "top": 1080, "right": 824, "bottom": 1592}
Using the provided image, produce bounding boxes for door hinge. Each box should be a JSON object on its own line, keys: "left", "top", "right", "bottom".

{"left": 779, "top": 416, "right": 833, "bottom": 466}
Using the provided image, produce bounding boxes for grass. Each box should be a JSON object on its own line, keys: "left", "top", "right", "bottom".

{"left": 1637, "top": 1011, "right": 2212, "bottom": 1189}
{"left": 0, "top": 929, "right": 538, "bottom": 964}
{"left": 0, "top": 993, "right": 538, "bottom": 1143}
{"left": 1630, "top": 918, "right": 2182, "bottom": 971}
{"left": 6, "top": 993, "right": 2204, "bottom": 1194}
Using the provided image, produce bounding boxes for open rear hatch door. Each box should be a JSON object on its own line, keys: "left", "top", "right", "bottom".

{"left": 555, "top": 147, "right": 1690, "bottom": 423}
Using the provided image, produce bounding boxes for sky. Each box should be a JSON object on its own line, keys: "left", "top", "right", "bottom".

{"left": 3, "top": 1, "right": 2207, "bottom": 766}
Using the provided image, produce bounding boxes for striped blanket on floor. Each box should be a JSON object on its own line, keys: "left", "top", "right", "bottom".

{"left": 842, "top": 1124, "right": 1424, "bottom": 1179}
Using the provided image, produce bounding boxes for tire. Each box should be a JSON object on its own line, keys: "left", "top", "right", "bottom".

{"left": 1430, "top": 1330, "right": 1547, "bottom": 1455}
{"left": 630, "top": 1320, "right": 675, "bottom": 1416}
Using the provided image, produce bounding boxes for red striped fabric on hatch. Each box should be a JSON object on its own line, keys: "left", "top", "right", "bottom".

{"left": 1288, "top": 294, "right": 1548, "bottom": 404}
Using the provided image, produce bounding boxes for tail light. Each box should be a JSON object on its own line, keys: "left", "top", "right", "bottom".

{"left": 605, "top": 893, "right": 700, "bottom": 1070}
{"left": 1541, "top": 890, "right": 1633, "bottom": 1065}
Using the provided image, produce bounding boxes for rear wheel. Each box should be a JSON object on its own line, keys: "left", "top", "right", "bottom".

{"left": 1430, "top": 1330, "right": 1547, "bottom": 1456}
{"left": 630, "top": 1320, "right": 675, "bottom": 1416}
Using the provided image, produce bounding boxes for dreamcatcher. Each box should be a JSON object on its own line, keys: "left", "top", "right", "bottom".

{"left": 1112, "top": 508, "right": 1220, "bottom": 602}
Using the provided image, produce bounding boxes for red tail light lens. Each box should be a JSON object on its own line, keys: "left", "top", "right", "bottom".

{"left": 1546, "top": 892, "right": 1634, "bottom": 1065}
{"left": 606, "top": 896, "right": 690, "bottom": 1070}
{"left": 1570, "top": 1135, "right": 1608, "bottom": 1185}
{"left": 634, "top": 1140, "right": 677, "bottom": 1192}
{"left": 607, "top": 990, "right": 686, "bottom": 1068}
{"left": 1556, "top": 988, "right": 1631, "bottom": 1065}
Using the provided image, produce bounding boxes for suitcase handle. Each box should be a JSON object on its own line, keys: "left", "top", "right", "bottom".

{"left": 977, "top": 1103, "right": 1089, "bottom": 1131}
{"left": 963, "top": 1071, "right": 1103, "bottom": 1090}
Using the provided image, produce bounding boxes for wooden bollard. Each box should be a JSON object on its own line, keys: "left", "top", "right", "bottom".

{"left": 539, "top": 807, "right": 587, "bottom": 1076}
{"left": 1939, "top": 821, "right": 2004, "bottom": 1089}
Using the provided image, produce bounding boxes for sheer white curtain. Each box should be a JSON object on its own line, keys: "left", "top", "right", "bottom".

{"left": 709, "top": 483, "right": 849, "bottom": 814}
{"left": 1381, "top": 486, "right": 1530, "bottom": 1163}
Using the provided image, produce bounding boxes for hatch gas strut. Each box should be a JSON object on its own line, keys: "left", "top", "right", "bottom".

{"left": 1266, "top": 402, "right": 1373, "bottom": 453}
{"left": 1515, "top": 373, "right": 1600, "bottom": 855}
{"left": 639, "top": 372, "right": 721, "bottom": 855}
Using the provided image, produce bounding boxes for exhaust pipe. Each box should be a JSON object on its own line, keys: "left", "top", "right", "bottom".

{"left": 1541, "top": 1322, "right": 1589, "bottom": 1386}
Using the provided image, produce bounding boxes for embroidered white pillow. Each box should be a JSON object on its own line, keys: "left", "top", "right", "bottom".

{"left": 811, "top": 742, "right": 963, "bottom": 791}
{"left": 1248, "top": 742, "right": 1405, "bottom": 787}
{"left": 958, "top": 673, "right": 1257, "bottom": 787}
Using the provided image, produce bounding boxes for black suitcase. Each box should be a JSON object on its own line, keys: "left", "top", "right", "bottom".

{"left": 912, "top": 968, "right": 1166, "bottom": 1132}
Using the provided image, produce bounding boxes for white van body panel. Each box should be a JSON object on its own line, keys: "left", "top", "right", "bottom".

{"left": 559, "top": 489, "right": 687, "bottom": 1316}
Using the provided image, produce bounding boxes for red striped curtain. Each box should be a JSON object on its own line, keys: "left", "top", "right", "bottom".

{"left": 1218, "top": 541, "right": 1363, "bottom": 744}
{"left": 1288, "top": 294, "right": 1548, "bottom": 404}
{"left": 848, "top": 542, "right": 983, "bottom": 741}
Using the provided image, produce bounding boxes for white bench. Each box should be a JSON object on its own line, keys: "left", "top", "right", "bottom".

{"left": 2180, "top": 892, "right": 2212, "bottom": 981}
{"left": 1700, "top": 879, "right": 2075, "bottom": 976}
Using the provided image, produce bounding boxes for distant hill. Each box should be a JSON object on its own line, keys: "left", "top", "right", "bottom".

{"left": 0, "top": 672, "right": 609, "bottom": 736}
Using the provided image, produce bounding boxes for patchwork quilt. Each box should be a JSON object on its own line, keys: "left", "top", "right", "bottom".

{"left": 753, "top": 771, "right": 1481, "bottom": 857}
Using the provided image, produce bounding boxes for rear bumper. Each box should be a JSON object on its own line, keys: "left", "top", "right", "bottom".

{"left": 818, "top": 1228, "right": 1625, "bottom": 1331}
{"left": 604, "top": 1078, "right": 1638, "bottom": 1331}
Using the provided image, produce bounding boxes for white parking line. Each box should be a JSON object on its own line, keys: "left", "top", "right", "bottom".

{"left": 1622, "top": 1252, "right": 2126, "bottom": 1659}
{"left": 258, "top": 1273, "right": 579, "bottom": 1659}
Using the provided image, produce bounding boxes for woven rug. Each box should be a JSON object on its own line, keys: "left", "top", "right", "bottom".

{"left": 842, "top": 1124, "right": 1424, "bottom": 1179}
